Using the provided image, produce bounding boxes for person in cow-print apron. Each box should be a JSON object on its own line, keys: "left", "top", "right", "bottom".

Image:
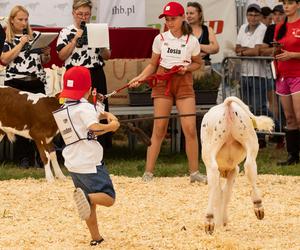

{"left": 1, "top": 5, "right": 51, "bottom": 168}
{"left": 56, "top": 0, "right": 112, "bottom": 150}
{"left": 129, "top": 2, "right": 207, "bottom": 183}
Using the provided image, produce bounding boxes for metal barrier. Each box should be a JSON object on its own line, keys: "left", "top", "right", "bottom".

{"left": 220, "top": 56, "right": 285, "bottom": 135}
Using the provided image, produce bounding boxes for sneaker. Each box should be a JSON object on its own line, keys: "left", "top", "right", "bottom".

{"left": 142, "top": 172, "right": 154, "bottom": 182}
{"left": 73, "top": 188, "right": 91, "bottom": 220}
{"left": 90, "top": 238, "right": 104, "bottom": 246}
{"left": 190, "top": 171, "right": 207, "bottom": 184}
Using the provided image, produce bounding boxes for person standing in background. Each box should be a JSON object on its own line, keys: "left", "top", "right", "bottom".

{"left": 259, "top": 4, "right": 286, "bottom": 149}
{"left": 235, "top": 4, "right": 269, "bottom": 148}
{"left": 274, "top": 0, "right": 300, "bottom": 165}
{"left": 272, "top": 4, "right": 286, "bottom": 24}
{"left": 186, "top": 2, "right": 219, "bottom": 66}
{"left": 1, "top": 5, "right": 51, "bottom": 167}
{"left": 56, "top": 0, "right": 112, "bottom": 150}
{"left": 129, "top": 2, "right": 206, "bottom": 183}
{"left": 261, "top": 6, "right": 273, "bottom": 26}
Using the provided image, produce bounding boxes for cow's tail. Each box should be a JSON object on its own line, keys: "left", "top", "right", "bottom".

{"left": 223, "top": 96, "right": 274, "bottom": 132}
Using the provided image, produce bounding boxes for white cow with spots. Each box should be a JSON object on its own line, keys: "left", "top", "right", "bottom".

{"left": 0, "top": 86, "right": 65, "bottom": 181}
{"left": 201, "top": 96, "right": 274, "bottom": 234}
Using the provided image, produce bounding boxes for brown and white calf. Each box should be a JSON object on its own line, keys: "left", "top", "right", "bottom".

{"left": 201, "top": 96, "right": 274, "bottom": 234}
{"left": 0, "top": 86, "right": 65, "bottom": 181}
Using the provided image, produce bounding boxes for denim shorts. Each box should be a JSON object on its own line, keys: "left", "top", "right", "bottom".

{"left": 69, "top": 163, "right": 116, "bottom": 199}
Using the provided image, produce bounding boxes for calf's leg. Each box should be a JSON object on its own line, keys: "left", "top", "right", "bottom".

{"left": 204, "top": 155, "right": 221, "bottom": 234}
{"left": 35, "top": 141, "right": 54, "bottom": 182}
{"left": 243, "top": 140, "right": 264, "bottom": 220}
{"left": 221, "top": 166, "right": 239, "bottom": 226}
{"left": 49, "top": 150, "right": 65, "bottom": 180}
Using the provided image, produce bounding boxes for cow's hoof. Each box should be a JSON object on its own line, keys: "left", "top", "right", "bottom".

{"left": 205, "top": 214, "right": 214, "bottom": 234}
{"left": 57, "top": 174, "right": 67, "bottom": 180}
{"left": 46, "top": 177, "right": 55, "bottom": 182}
{"left": 254, "top": 207, "right": 264, "bottom": 220}
{"left": 205, "top": 222, "right": 215, "bottom": 235}
{"left": 254, "top": 200, "right": 264, "bottom": 220}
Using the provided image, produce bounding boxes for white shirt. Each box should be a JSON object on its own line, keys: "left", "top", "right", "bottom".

{"left": 62, "top": 98, "right": 103, "bottom": 174}
{"left": 236, "top": 23, "right": 269, "bottom": 77}
{"left": 152, "top": 30, "right": 200, "bottom": 69}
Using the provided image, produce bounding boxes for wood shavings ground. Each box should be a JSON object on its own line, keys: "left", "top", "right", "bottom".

{"left": 0, "top": 175, "right": 299, "bottom": 249}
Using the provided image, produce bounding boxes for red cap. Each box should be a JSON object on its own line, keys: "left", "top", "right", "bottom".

{"left": 159, "top": 2, "right": 184, "bottom": 19}
{"left": 60, "top": 66, "right": 91, "bottom": 100}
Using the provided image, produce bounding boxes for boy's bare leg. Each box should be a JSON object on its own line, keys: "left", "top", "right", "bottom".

{"left": 86, "top": 193, "right": 115, "bottom": 240}
{"left": 88, "top": 193, "right": 115, "bottom": 207}
{"left": 85, "top": 204, "right": 102, "bottom": 240}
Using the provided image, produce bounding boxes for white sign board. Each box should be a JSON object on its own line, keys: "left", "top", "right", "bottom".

{"left": 99, "top": 0, "right": 146, "bottom": 27}
{"left": 87, "top": 23, "right": 109, "bottom": 48}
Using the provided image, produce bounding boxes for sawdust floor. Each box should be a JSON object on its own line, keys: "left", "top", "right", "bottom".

{"left": 0, "top": 175, "right": 299, "bottom": 250}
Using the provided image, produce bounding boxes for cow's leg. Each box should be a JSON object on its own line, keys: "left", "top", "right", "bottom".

{"left": 221, "top": 166, "right": 239, "bottom": 226}
{"left": 49, "top": 150, "right": 65, "bottom": 180}
{"left": 0, "top": 130, "right": 6, "bottom": 142}
{"left": 203, "top": 149, "right": 222, "bottom": 234}
{"left": 34, "top": 141, "right": 54, "bottom": 182}
{"left": 243, "top": 139, "right": 264, "bottom": 220}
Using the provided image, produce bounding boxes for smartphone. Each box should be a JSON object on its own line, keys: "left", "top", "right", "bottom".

{"left": 271, "top": 41, "right": 282, "bottom": 47}
{"left": 271, "top": 42, "right": 282, "bottom": 55}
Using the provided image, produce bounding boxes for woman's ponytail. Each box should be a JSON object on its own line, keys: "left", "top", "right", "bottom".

{"left": 276, "top": 17, "right": 288, "bottom": 41}
{"left": 182, "top": 20, "right": 193, "bottom": 36}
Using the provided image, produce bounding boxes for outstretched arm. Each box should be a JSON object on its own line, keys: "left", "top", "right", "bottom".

{"left": 128, "top": 52, "right": 160, "bottom": 87}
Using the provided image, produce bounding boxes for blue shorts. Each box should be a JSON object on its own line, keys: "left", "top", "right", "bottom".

{"left": 69, "top": 163, "right": 116, "bottom": 199}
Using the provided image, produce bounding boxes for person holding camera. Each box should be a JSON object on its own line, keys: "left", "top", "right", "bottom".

{"left": 56, "top": 0, "right": 112, "bottom": 150}
{"left": 274, "top": 0, "right": 300, "bottom": 165}
{"left": 0, "top": 5, "right": 50, "bottom": 167}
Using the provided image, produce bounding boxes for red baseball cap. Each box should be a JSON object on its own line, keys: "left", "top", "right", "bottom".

{"left": 159, "top": 2, "right": 184, "bottom": 19}
{"left": 60, "top": 66, "right": 91, "bottom": 100}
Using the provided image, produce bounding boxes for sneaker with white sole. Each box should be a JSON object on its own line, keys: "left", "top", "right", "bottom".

{"left": 73, "top": 188, "right": 91, "bottom": 220}
{"left": 190, "top": 171, "right": 207, "bottom": 184}
{"left": 142, "top": 172, "right": 154, "bottom": 182}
